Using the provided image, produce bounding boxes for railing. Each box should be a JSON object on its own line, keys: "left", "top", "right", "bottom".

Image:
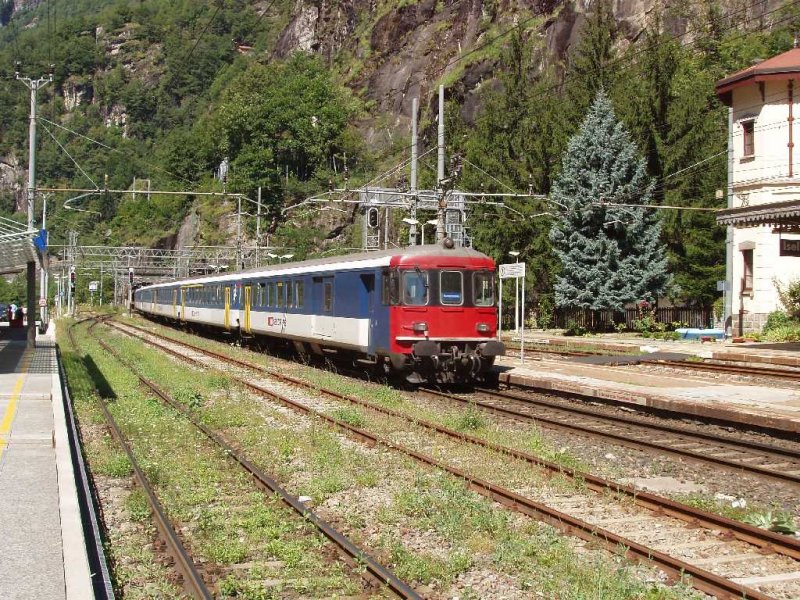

{"left": 538, "top": 306, "right": 714, "bottom": 331}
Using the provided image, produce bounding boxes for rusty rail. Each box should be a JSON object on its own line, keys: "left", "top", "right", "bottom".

{"left": 106, "top": 319, "right": 787, "bottom": 600}
{"left": 88, "top": 320, "right": 422, "bottom": 600}
{"left": 67, "top": 321, "right": 213, "bottom": 600}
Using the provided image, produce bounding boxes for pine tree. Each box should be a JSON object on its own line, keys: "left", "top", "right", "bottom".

{"left": 550, "top": 91, "right": 669, "bottom": 311}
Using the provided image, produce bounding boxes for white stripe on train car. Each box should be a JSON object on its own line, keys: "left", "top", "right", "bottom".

{"left": 139, "top": 303, "right": 370, "bottom": 350}
{"left": 136, "top": 255, "right": 393, "bottom": 291}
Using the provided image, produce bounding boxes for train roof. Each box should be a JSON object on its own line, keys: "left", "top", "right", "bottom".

{"left": 137, "top": 244, "right": 494, "bottom": 290}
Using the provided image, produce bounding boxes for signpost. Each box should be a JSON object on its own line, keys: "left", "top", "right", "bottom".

{"left": 89, "top": 280, "right": 99, "bottom": 305}
{"left": 498, "top": 262, "right": 526, "bottom": 364}
{"left": 779, "top": 238, "right": 800, "bottom": 257}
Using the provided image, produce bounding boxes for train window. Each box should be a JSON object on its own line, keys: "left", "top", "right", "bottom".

{"left": 287, "top": 280, "right": 294, "bottom": 308}
{"left": 473, "top": 271, "right": 495, "bottom": 307}
{"left": 402, "top": 270, "right": 428, "bottom": 306}
{"left": 440, "top": 271, "right": 463, "bottom": 305}
{"left": 295, "top": 281, "right": 304, "bottom": 308}
{"left": 323, "top": 282, "right": 333, "bottom": 312}
{"left": 381, "top": 269, "right": 399, "bottom": 305}
{"left": 276, "top": 282, "right": 285, "bottom": 308}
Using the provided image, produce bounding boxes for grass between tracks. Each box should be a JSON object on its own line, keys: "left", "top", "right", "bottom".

{"left": 60, "top": 319, "right": 361, "bottom": 599}
{"left": 108, "top": 316, "right": 701, "bottom": 599}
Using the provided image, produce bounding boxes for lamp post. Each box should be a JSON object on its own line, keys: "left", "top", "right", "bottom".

{"left": 267, "top": 253, "right": 294, "bottom": 264}
{"left": 402, "top": 218, "right": 419, "bottom": 245}
{"left": 509, "top": 251, "right": 520, "bottom": 333}
{"left": 421, "top": 219, "right": 438, "bottom": 245}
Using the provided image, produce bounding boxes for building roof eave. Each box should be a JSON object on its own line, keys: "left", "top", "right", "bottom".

{"left": 716, "top": 199, "right": 800, "bottom": 228}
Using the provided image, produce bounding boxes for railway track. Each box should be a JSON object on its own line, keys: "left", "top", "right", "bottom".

{"left": 67, "top": 322, "right": 214, "bottom": 600}
{"left": 654, "top": 359, "right": 800, "bottom": 381}
{"left": 108, "top": 317, "right": 800, "bottom": 599}
{"left": 432, "top": 386, "right": 800, "bottom": 487}
{"left": 517, "top": 344, "right": 800, "bottom": 381}
{"left": 76, "top": 318, "right": 421, "bottom": 600}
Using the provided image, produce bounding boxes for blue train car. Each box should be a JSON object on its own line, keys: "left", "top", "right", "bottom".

{"left": 134, "top": 243, "right": 504, "bottom": 382}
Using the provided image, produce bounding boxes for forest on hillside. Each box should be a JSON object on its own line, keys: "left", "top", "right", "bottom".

{"left": 1, "top": 0, "right": 799, "bottom": 313}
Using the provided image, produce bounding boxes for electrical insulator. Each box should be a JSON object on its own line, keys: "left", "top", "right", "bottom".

{"left": 367, "top": 208, "right": 379, "bottom": 229}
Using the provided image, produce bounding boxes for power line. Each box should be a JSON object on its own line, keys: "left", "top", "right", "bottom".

{"left": 39, "top": 117, "right": 196, "bottom": 186}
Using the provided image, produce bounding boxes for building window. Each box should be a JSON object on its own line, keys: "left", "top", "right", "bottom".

{"left": 742, "top": 120, "right": 755, "bottom": 157}
{"left": 742, "top": 248, "right": 754, "bottom": 293}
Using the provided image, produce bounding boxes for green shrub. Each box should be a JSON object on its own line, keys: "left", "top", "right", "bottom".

{"left": 763, "top": 323, "right": 800, "bottom": 342}
{"left": 763, "top": 310, "right": 800, "bottom": 341}
{"left": 776, "top": 278, "right": 800, "bottom": 319}
{"left": 563, "top": 319, "right": 586, "bottom": 336}
{"left": 764, "top": 310, "right": 793, "bottom": 333}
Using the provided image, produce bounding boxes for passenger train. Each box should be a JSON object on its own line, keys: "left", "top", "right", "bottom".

{"left": 133, "top": 242, "right": 505, "bottom": 383}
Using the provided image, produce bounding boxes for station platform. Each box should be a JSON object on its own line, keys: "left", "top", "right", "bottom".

{"left": 497, "top": 332, "right": 800, "bottom": 435}
{"left": 0, "top": 323, "right": 93, "bottom": 600}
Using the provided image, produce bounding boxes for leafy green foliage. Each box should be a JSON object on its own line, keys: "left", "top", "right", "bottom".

{"left": 777, "top": 278, "right": 800, "bottom": 319}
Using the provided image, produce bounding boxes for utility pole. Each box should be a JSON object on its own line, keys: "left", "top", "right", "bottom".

{"left": 409, "top": 97, "right": 418, "bottom": 245}
{"left": 17, "top": 65, "right": 52, "bottom": 346}
{"left": 436, "top": 85, "right": 446, "bottom": 243}
{"left": 256, "top": 187, "right": 262, "bottom": 268}
{"left": 39, "top": 194, "right": 49, "bottom": 330}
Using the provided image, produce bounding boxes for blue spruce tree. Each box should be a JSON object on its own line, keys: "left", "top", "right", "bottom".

{"left": 550, "top": 91, "right": 669, "bottom": 311}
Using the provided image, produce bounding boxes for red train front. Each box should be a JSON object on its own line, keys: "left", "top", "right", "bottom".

{"left": 382, "top": 242, "right": 505, "bottom": 383}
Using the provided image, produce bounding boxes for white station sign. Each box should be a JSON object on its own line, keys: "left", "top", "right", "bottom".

{"left": 499, "top": 262, "right": 526, "bottom": 279}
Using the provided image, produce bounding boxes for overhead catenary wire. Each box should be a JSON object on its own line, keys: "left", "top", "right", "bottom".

{"left": 41, "top": 123, "right": 99, "bottom": 190}
{"left": 39, "top": 117, "right": 196, "bottom": 186}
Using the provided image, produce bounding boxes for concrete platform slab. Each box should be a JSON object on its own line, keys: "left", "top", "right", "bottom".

{"left": 0, "top": 325, "right": 92, "bottom": 600}
{"left": 496, "top": 354, "right": 800, "bottom": 435}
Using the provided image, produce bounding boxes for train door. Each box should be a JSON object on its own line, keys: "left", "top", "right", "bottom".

{"left": 311, "top": 276, "right": 335, "bottom": 338}
{"left": 360, "top": 274, "right": 376, "bottom": 349}
{"left": 242, "top": 285, "right": 252, "bottom": 334}
{"left": 172, "top": 289, "right": 177, "bottom": 318}
{"left": 224, "top": 286, "right": 231, "bottom": 329}
{"left": 180, "top": 288, "right": 186, "bottom": 321}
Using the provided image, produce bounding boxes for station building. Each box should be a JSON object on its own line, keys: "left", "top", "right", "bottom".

{"left": 715, "top": 48, "right": 800, "bottom": 334}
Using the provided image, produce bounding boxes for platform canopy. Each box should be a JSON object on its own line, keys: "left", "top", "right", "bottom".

{"left": 0, "top": 216, "right": 46, "bottom": 275}
{"left": 715, "top": 198, "right": 800, "bottom": 230}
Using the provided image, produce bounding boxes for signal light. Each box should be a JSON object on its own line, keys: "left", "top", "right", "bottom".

{"left": 70, "top": 270, "right": 75, "bottom": 284}
{"left": 128, "top": 268, "right": 134, "bottom": 285}
{"left": 367, "top": 208, "right": 379, "bottom": 229}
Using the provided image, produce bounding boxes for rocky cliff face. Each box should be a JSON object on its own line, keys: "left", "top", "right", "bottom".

{"left": 272, "top": 0, "right": 774, "bottom": 130}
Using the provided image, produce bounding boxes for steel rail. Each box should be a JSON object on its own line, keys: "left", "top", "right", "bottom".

{"left": 68, "top": 321, "right": 213, "bottom": 600}
{"left": 88, "top": 321, "right": 422, "bottom": 600}
{"left": 106, "top": 320, "right": 783, "bottom": 600}
{"left": 55, "top": 343, "right": 115, "bottom": 599}
{"left": 656, "top": 359, "right": 800, "bottom": 381}
{"left": 108, "top": 320, "right": 800, "bottom": 561}
{"left": 436, "top": 387, "right": 800, "bottom": 486}
{"left": 472, "top": 386, "right": 800, "bottom": 462}
{"left": 516, "top": 345, "right": 800, "bottom": 380}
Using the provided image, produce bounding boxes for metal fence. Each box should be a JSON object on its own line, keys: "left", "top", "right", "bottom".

{"left": 542, "top": 306, "right": 714, "bottom": 331}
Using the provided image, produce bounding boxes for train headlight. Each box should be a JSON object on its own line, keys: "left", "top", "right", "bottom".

{"left": 412, "top": 322, "right": 428, "bottom": 333}
{"left": 476, "top": 323, "right": 490, "bottom": 333}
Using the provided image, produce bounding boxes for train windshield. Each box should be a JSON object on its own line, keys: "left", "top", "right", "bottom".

{"left": 473, "top": 271, "right": 495, "bottom": 306}
{"left": 440, "top": 271, "right": 463, "bottom": 305}
{"left": 402, "top": 270, "right": 429, "bottom": 305}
